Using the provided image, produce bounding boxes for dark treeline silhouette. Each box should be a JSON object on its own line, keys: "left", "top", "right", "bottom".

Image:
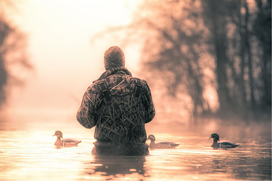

{"left": 0, "top": 0, "right": 33, "bottom": 109}
{"left": 200, "top": 0, "right": 271, "bottom": 121}
{"left": 130, "top": 0, "right": 270, "bottom": 123}
{"left": 93, "top": 0, "right": 270, "bottom": 123}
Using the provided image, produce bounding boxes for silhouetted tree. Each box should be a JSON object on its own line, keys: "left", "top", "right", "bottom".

{"left": 94, "top": 0, "right": 271, "bottom": 122}
{"left": 130, "top": 1, "right": 214, "bottom": 122}
{"left": 0, "top": 0, "right": 32, "bottom": 108}
{"left": 201, "top": 0, "right": 271, "bottom": 120}
{"left": 252, "top": 0, "right": 271, "bottom": 110}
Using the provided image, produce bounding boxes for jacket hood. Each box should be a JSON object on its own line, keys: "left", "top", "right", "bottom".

{"left": 94, "top": 66, "right": 132, "bottom": 83}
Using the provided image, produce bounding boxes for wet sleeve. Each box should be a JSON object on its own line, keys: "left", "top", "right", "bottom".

{"left": 76, "top": 86, "right": 97, "bottom": 129}
{"left": 141, "top": 80, "right": 155, "bottom": 123}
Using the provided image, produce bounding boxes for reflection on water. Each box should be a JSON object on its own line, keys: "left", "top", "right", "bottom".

{"left": 0, "top": 126, "right": 271, "bottom": 180}
{"left": 84, "top": 156, "right": 149, "bottom": 180}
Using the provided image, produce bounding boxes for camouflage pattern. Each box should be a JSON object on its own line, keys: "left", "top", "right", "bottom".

{"left": 76, "top": 67, "right": 155, "bottom": 155}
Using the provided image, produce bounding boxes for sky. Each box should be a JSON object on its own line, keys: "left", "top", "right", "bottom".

{"left": 7, "top": 0, "right": 142, "bottom": 117}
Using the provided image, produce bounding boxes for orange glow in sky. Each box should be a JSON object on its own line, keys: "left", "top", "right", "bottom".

{"left": 8, "top": 0, "right": 141, "bottom": 115}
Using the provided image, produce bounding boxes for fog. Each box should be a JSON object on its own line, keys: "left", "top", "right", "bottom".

{"left": 1, "top": 0, "right": 141, "bottom": 116}
{"left": 0, "top": 0, "right": 271, "bottom": 142}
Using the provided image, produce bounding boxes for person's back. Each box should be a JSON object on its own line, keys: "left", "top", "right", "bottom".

{"left": 76, "top": 46, "right": 155, "bottom": 156}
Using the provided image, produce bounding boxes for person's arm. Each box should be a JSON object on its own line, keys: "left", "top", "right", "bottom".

{"left": 141, "top": 80, "right": 155, "bottom": 123}
{"left": 76, "top": 86, "right": 98, "bottom": 128}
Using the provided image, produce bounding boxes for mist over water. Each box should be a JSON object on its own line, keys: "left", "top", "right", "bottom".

{"left": 0, "top": 111, "right": 271, "bottom": 180}
{"left": 0, "top": 0, "right": 271, "bottom": 180}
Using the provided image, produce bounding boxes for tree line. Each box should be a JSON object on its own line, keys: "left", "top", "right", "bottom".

{"left": 0, "top": 0, "right": 32, "bottom": 109}
{"left": 118, "top": 0, "right": 271, "bottom": 123}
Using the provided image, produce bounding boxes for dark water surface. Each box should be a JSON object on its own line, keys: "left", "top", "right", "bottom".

{"left": 0, "top": 119, "right": 271, "bottom": 181}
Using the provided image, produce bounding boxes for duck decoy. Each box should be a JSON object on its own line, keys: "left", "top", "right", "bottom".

{"left": 147, "top": 134, "right": 179, "bottom": 149}
{"left": 209, "top": 133, "right": 239, "bottom": 149}
{"left": 53, "top": 130, "right": 82, "bottom": 148}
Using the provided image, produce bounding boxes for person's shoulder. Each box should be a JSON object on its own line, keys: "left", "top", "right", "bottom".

{"left": 132, "top": 77, "right": 149, "bottom": 87}
{"left": 86, "top": 80, "right": 105, "bottom": 94}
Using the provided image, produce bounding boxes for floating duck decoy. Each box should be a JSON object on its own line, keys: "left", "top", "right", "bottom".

{"left": 147, "top": 134, "right": 179, "bottom": 149}
{"left": 209, "top": 133, "right": 239, "bottom": 149}
{"left": 53, "top": 130, "right": 81, "bottom": 148}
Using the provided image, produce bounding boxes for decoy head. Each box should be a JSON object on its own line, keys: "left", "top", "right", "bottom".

{"left": 147, "top": 134, "right": 155, "bottom": 141}
{"left": 53, "top": 130, "right": 63, "bottom": 139}
{"left": 209, "top": 133, "right": 220, "bottom": 141}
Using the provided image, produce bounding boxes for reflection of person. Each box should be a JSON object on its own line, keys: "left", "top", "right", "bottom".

{"left": 76, "top": 46, "right": 155, "bottom": 156}
{"left": 84, "top": 155, "right": 149, "bottom": 178}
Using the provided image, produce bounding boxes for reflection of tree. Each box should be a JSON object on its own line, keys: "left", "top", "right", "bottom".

{"left": 211, "top": 154, "right": 271, "bottom": 180}
{"left": 84, "top": 156, "right": 149, "bottom": 179}
{"left": 0, "top": 0, "right": 33, "bottom": 108}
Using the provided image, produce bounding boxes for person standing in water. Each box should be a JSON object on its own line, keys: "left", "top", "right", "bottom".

{"left": 76, "top": 46, "right": 155, "bottom": 156}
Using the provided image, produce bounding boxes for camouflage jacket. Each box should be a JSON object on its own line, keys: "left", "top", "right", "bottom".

{"left": 76, "top": 67, "right": 155, "bottom": 147}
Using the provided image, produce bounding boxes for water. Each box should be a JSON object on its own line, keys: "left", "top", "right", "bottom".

{"left": 0, "top": 119, "right": 271, "bottom": 181}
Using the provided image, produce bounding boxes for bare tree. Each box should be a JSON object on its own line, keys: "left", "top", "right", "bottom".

{"left": 253, "top": 0, "right": 271, "bottom": 111}
{"left": 93, "top": 0, "right": 271, "bottom": 123}
{"left": 0, "top": 0, "right": 33, "bottom": 108}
